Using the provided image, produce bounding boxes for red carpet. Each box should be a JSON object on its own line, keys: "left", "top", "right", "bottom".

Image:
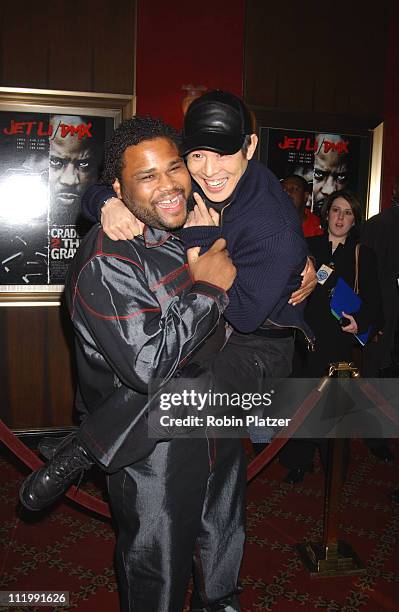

{"left": 1, "top": 441, "right": 398, "bottom": 611}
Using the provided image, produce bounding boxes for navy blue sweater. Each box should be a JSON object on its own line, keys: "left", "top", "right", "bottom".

{"left": 82, "top": 160, "right": 313, "bottom": 340}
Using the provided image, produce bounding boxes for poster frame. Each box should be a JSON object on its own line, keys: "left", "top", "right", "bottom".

{"left": 251, "top": 108, "right": 383, "bottom": 222}
{"left": 0, "top": 87, "right": 134, "bottom": 306}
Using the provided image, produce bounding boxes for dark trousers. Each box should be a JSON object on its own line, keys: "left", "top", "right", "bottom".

{"left": 210, "top": 331, "right": 294, "bottom": 382}
{"left": 107, "top": 437, "right": 246, "bottom": 612}
{"left": 77, "top": 329, "right": 293, "bottom": 611}
{"left": 77, "top": 330, "right": 294, "bottom": 471}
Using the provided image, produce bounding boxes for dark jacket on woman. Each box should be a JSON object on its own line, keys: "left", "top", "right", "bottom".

{"left": 304, "top": 233, "right": 383, "bottom": 377}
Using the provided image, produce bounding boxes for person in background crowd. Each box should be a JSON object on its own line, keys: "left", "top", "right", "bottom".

{"left": 362, "top": 177, "right": 399, "bottom": 484}
{"left": 279, "top": 190, "right": 386, "bottom": 483}
{"left": 282, "top": 174, "right": 323, "bottom": 237}
{"left": 361, "top": 175, "right": 399, "bottom": 377}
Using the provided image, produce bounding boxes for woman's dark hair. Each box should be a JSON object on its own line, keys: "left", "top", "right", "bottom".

{"left": 320, "top": 190, "right": 363, "bottom": 238}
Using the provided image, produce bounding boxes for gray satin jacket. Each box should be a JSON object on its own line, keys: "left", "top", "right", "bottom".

{"left": 65, "top": 223, "right": 228, "bottom": 470}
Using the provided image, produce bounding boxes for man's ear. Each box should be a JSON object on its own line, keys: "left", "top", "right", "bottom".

{"left": 112, "top": 178, "right": 122, "bottom": 199}
{"left": 246, "top": 134, "right": 258, "bottom": 161}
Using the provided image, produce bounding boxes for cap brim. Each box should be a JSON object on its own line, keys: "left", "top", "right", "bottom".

{"left": 181, "top": 132, "right": 244, "bottom": 156}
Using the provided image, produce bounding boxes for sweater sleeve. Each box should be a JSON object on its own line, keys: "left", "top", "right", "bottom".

{"left": 81, "top": 183, "right": 117, "bottom": 223}
{"left": 177, "top": 225, "right": 221, "bottom": 251}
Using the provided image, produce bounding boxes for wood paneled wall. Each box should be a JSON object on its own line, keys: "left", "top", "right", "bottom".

{"left": 0, "top": 0, "right": 136, "bottom": 94}
{"left": 0, "top": 306, "right": 77, "bottom": 428}
{"left": 244, "top": 0, "right": 389, "bottom": 118}
{"left": 0, "top": 1, "right": 136, "bottom": 429}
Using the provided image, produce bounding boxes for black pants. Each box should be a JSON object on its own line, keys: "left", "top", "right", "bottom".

{"left": 77, "top": 329, "right": 294, "bottom": 470}
{"left": 208, "top": 330, "right": 294, "bottom": 383}
{"left": 203, "top": 330, "right": 294, "bottom": 433}
{"left": 107, "top": 437, "right": 246, "bottom": 612}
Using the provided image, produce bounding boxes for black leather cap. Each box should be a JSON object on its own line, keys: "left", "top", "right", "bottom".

{"left": 182, "top": 90, "right": 252, "bottom": 156}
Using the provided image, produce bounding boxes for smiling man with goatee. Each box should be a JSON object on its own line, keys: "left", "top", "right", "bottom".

{"left": 20, "top": 116, "right": 244, "bottom": 612}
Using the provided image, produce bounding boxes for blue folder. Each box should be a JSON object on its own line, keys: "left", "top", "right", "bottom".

{"left": 330, "top": 277, "right": 371, "bottom": 346}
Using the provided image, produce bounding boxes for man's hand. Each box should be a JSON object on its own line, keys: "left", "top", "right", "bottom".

{"left": 288, "top": 256, "right": 317, "bottom": 305}
{"left": 184, "top": 192, "right": 220, "bottom": 228}
{"left": 101, "top": 197, "right": 144, "bottom": 240}
{"left": 187, "top": 238, "right": 236, "bottom": 291}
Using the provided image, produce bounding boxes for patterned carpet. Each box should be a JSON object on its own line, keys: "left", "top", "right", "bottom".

{"left": 0, "top": 440, "right": 398, "bottom": 611}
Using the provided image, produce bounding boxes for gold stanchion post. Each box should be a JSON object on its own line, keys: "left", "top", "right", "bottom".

{"left": 296, "top": 362, "right": 366, "bottom": 577}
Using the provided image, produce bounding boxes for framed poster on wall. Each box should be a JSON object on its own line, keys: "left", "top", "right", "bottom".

{"left": 253, "top": 110, "right": 383, "bottom": 221}
{"left": 0, "top": 87, "right": 134, "bottom": 305}
{"left": 258, "top": 127, "right": 372, "bottom": 217}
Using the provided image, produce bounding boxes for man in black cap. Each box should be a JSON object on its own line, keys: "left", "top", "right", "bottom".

{"left": 81, "top": 91, "right": 315, "bottom": 451}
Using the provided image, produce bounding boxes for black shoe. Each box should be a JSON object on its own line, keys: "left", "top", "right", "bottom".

{"left": 283, "top": 464, "right": 313, "bottom": 485}
{"left": 19, "top": 435, "right": 93, "bottom": 511}
{"left": 38, "top": 434, "right": 74, "bottom": 460}
{"left": 191, "top": 594, "right": 242, "bottom": 611}
{"left": 369, "top": 445, "right": 394, "bottom": 463}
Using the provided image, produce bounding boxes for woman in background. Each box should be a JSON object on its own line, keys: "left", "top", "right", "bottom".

{"left": 304, "top": 190, "right": 381, "bottom": 374}
{"left": 280, "top": 190, "right": 386, "bottom": 483}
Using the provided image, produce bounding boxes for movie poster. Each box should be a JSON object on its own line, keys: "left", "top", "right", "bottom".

{"left": 258, "top": 127, "right": 371, "bottom": 216}
{"left": 0, "top": 111, "right": 113, "bottom": 286}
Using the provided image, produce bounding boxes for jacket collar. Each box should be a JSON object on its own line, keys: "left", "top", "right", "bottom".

{"left": 143, "top": 225, "right": 172, "bottom": 248}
